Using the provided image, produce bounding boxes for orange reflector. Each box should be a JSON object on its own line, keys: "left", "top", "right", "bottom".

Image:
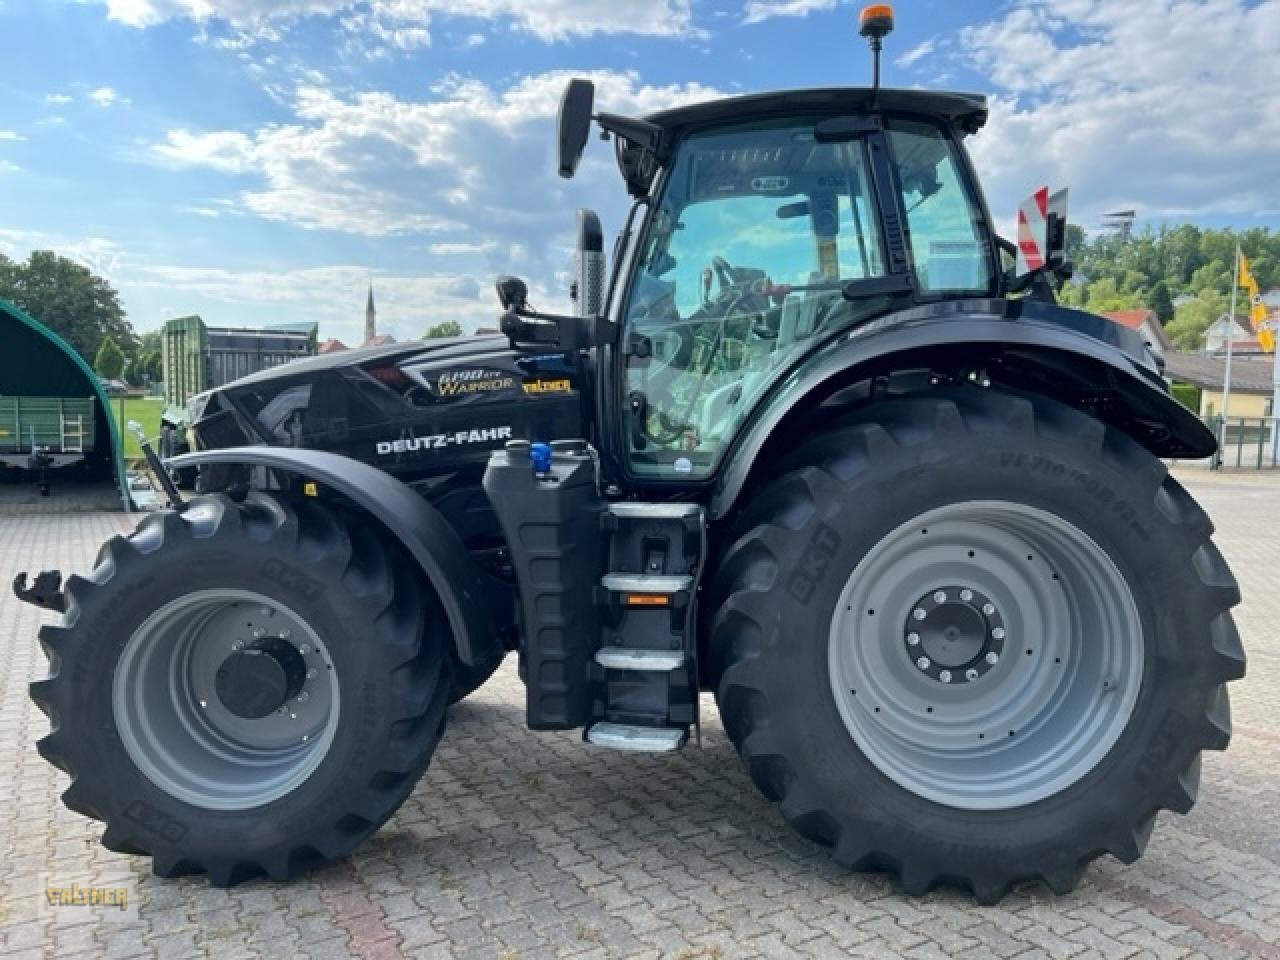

{"left": 303, "top": 481, "right": 318, "bottom": 497}
{"left": 624, "top": 594, "right": 671, "bottom": 608}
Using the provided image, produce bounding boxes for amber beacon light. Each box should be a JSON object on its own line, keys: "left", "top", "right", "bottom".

{"left": 858, "top": 3, "right": 895, "bottom": 37}
{"left": 858, "top": 4, "right": 895, "bottom": 93}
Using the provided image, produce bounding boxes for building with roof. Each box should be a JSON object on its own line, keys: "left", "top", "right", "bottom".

{"left": 1204, "top": 315, "right": 1264, "bottom": 357}
{"left": 1163, "top": 351, "right": 1275, "bottom": 419}
{"left": 161, "top": 315, "right": 318, "bottom": 406}
{"left": 318, "top": 338, "right": 349, "bottom": 354}
{"left": 1, "top": 299, "right": 130, "bottom": 510}
{"left": 365, "top": 282, "right": 378, "bottom": 345}
{"left": 1100, "top": 309, "right": 1171, "bottom": 359}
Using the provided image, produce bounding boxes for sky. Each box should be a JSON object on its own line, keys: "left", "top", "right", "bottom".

{"left": 0, "top": 0, "right": 1276, "bottom": 346}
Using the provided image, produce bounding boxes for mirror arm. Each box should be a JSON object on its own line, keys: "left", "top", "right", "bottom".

{"left": 595, "top": 112, "right": 664, "bottom": 154}
{"left": 501, "top": 306, "right": 617, "bottom": 351}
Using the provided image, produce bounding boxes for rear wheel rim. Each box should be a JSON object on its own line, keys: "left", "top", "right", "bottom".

{"left": 828, "top": 501, "right": 1143, "bottom": 810}
{"left": 114, "top": 588, "right": 340, "bottom": 811}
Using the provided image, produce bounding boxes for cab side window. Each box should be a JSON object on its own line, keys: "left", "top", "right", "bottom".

{"left": 886, "top": 120, "right": 994, "bottom": 295}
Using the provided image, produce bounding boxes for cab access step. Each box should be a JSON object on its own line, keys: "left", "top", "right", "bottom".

{"left": 484, "top": 441, "right": 704, "bottom": 751}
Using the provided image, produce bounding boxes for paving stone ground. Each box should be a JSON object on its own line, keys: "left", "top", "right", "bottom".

{"left": 1, "top": 468, "right": 1278, "bottom": 959}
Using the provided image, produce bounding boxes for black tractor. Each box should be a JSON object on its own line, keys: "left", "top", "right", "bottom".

{"left": 20, "top": 6, "right": 1243, "bottom": 904}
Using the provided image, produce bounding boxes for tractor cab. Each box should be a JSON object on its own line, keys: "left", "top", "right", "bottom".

{"left": 498, "top": 23, "right": 1071, "bottom": 489}
{"left": 605, "top": 89, "right": 997, "bottom": 482}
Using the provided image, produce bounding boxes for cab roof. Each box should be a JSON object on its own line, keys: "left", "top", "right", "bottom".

{"left": 645, "top": 87, "right": 988, "bottom": 137}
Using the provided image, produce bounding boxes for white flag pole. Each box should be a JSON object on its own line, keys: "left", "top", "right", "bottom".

{"left": 1219, "top": 246, "right": 1240, "bottom": 462}
{"left": 1271, "top": 319, "right": 1279, "bottom": 462}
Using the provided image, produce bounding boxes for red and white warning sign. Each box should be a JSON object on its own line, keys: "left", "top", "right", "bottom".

{"left": 1016, "top": 187, "right": 1049, "bottom": 275}
{"left": 1015, "top": 186, "right": 1069, "bottom": 277}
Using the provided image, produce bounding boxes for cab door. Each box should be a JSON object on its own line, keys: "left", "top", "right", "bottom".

{"left": 616, "top": 117, "right": 888, "bottom": 483}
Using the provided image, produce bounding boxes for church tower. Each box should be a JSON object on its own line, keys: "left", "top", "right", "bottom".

{"left": 364, "top": 280, "right": 377, "bottom": 344}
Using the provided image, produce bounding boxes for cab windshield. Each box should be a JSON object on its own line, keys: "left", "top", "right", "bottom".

{"left": 620, "top": 115, "right": 991, "bottom": 481}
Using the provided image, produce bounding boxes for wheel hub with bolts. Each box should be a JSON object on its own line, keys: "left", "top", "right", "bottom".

{"left": 828, "top": 501, "right": 1144, "bottom": 811}
{"left": 113, "top": 589, "right": 340, "bottom": 811}
{"left": 215, "top": 635, "right": 309, "bottom": 720}
{"left": 905, "top": 586, "right": 1004, "bottom": 684}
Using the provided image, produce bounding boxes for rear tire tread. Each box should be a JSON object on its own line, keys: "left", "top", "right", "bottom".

{"left": 711, "top": 389, "right": 1242, "bottom": 902}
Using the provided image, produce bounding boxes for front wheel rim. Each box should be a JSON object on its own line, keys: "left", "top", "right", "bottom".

{"left": 113, "top": 589, "right": 341, "bottom": 811}
{"left": 828, "top": 501, "right": 1144, "bottom": 811}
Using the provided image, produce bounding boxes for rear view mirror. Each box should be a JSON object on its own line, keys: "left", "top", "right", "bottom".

{"left": 557, "top": 79, "right": 595, "bottom": 179}
{"left": 495, "top": 275, "right": 528, "bottom": 310}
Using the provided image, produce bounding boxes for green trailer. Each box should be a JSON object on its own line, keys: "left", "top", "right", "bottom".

{"left": 0, "top": 396, "right": 96, "bottom": 468}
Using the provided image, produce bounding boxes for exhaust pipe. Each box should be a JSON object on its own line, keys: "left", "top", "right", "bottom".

{"left": 574, "top": 209, "right": 605, "bottom": 318}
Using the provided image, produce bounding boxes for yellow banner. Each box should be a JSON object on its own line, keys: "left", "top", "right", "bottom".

{"left": 1239, "top": 249, "right": 1274, "bottom": 353}
{"left": 1239, "top": 249, "right": 1258, "bottom": 296}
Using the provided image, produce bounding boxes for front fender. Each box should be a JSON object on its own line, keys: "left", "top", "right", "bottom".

{"left": 167, "top": 447, "right": 503, "bottom": 667}
{"left": 712, "top": 300, "right": 1214, "bottom": 519}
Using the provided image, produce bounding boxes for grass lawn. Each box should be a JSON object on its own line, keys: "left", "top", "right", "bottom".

{"left": 105, "top": 395, "right": 165, "bottom": 460}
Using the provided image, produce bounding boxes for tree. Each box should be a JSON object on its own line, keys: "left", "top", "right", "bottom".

{"left": 1166, "top": 292, "right": 1226, "bottom": 352}
{"left": 144, "top": 349, "right": 163, "bottom": 383}
{"left": 94, "top": 336, "right": 125, "bottom": 381}
{"left": 424, "top": 320, "right": 464, "bottom": 339}
{"left": 1082, "top": 277, "right": 1142, "bottom": 313}
{"left": 124, "top": 354, "right": 143, "bottom": 387}
{"left": 1064, "top": 223, "right": 1086, "bottom": 263}
{"left": 0, "top": 250, "right": 135, "bottom": 363}
{"left": 1149, "top": 280, "right": 1174, "bottom": 327}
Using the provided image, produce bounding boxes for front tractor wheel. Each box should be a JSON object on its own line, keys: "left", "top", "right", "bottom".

{"left": 710, "top": 389, "right": 1245, "bottom": 903}
{"left": 31, "top": 493, "right": 452, "bottom": 885}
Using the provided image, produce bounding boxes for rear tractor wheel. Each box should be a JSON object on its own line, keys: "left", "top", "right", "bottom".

{"left": 30, "top": 492, "right": 451, "bottom": 885}
{"left": 710, "top": 388, "right": 1245, "bottom": 903}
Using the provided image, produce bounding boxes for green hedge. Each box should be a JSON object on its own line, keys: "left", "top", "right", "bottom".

{"left": 1170, "top": 381, "right": 1201, "bottom": 413}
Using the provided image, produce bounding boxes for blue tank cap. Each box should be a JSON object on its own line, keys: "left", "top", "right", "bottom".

{"left": 530, "top": 442, "right": 552, "bottom": 474}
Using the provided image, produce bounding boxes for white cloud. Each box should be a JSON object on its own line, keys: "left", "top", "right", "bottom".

{"left": 0, "top": 130, "right": 26, "bottom": 141}
{"left": 895, "top": 38, "right": 934, "bottom": 68}
{"left": 87, "top": 86, "right": 130, "bottom": 107}
{"left": 128, "top": 262, "right": 505, "bottom": 340}
{"left": 44, "top": 93, "right": 74, "bottom": 105}
{"left": 957, "top": 0, "right": 1280, "bottom": 230}
{"left": 0, "top": 161, "right": 20, "bottom": 175}
{"left": 743, "top": 0, "right": 838, "bottom": 25}
{"left": 146, "top": 70, "right": 724, "bottom": 250}
{"left": 0, "top": 229, "right": 127, "bottom": 280}
{"left": 154, "top": 129, "right": 258, "bottom": 174}
{"left": 98, "top": 0, "right": 697, "bottom": 42}
{"left": 429, "top": 240, "right": 496, "bottom": 255}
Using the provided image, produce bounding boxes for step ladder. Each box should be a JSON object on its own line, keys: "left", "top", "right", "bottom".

{"left": 60, "top": 412, "right": 86, "bottom": 455}
{"left": 586, "top": 502, "right": 705, "bottom": 753}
